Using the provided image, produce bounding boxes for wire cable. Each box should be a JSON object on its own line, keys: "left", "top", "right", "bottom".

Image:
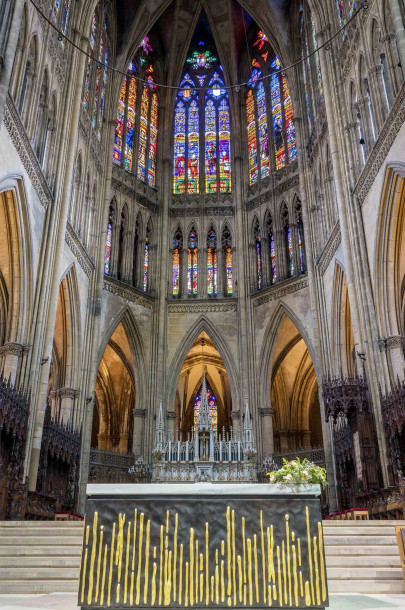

{"left": 28, "top": 0, "right": 368, "bottom": 92}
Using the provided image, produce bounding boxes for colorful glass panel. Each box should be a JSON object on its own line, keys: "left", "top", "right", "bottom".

{"left": 337, "top": 0, "right": 346, "bottom": 28}
{"left": 226, "top": 246, "right": 233, "bottom": 295}
{"left": 298, "top": 221, "right": 304, "bottom": 273}
{"left": 286, "top": 226, "right": 294, "bottom": 276}
{"left": 349, "top": 0, "right": 356, "bottom": 17}
{"left": 187, "top": 100, "right": 199, "bottom": 194}
{"left": 194, "top": 382, "right": 218, "bottom": 436}
{"left": 208, "top": 73, "right": 226, "bottom": 99}
{"left": 248, "top": 69, "right": 261, "bottom": 88}
{"left": 104, "top": 207, "right": 114, "bottom": 274}
{"left": 137, "top": 87, "right": 149, "bottom": 181}
{"left": 282, "top": 76, "right": 297, "bottom": 162}
{"left": 61, "top": 0, "right": 69, "bottom": 34}
{"left": 173, "top": 101, "right": 186, "bottom": 193}
{"left": 139, "top": 36, "right": 153, "bottom": 55}
{"left": 124, "top": 76, "right": 136, "bottom": 170}
{"left": 207, "top": 231, "right": 217, "bottom": 295}
{"left": 143, "top": 237, "right": 149, "bottom": 292}
{"left": 218, "top": 99, "right": 231, "bottom": 193}
{"left": 256, "top": 226, "right": 262, "bottom": 290}
{"left": 148, "top": 93, "right": 158, "bottom": 186}
{"left": 311, "top": 17, "right": 324, "bottom": 102}
{"left": 270, "top": 233, "right": 277, "bottom": 283}
{"left": 205, "top": 100, "right": 217, "bottom": 194}
{"left": 271, "top": 58, "right": 285, "bottom": 170}
{"left": 92, "top": 32, "right": 103, "bottom": 129}
{"left": 254, "top": 30, "right": 269, "bottom": 51}
{"left": 113, "top": 77, "right": 127, "bottom": 164}
{"left": 83, "top": 12, "right": 96, "bottom": 109}
{"left": 187, "top": 231, "right": 198, "bottom": 295}
{"left": 302, "top": 49, "right": 312, "bottom": 127}
{"left": 247, "top": 89, "right": 258, "bottom": 185}
{"left": 172, "top": 234, "right": 181, "bottom": 296}
{"left": 53, "top": 0, "right": 60, "bottom": 21}
{"left": 257, "top": 82, "right": 270, "bottom": 179}
{"left": 187, "top": 49, "right": 216, "bottom": 70}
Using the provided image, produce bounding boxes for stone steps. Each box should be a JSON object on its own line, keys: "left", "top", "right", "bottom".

{"left": 0, "top": 520, "right": 404, "bottom": 595}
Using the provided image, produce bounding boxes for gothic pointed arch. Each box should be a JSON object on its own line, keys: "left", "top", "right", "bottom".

{"left": 166, "top": 316, "right": 240, "bottom": 416}
{"left": 331, "top": 261, "right": 357, "bottom": 378}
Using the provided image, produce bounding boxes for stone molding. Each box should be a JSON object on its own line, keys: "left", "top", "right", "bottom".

{"left": 49, "top": 387, "right": 80, "bottom": 399}
{"left": 316, "top": 222, "right": 341, "bottom": 275}
{"left": 0, "top": 342, "right": 29, "bottom": 357}
{"left": 378, "top": 335, "right": 405, "bottom": 352}
{"left": 246, "top": 173, "right": 300, "bottom": 212}
{"left": 111, "top": 165, "right": 159, "bottom": 214}
{"left": 65, "top": 222, "right": 95, "bottom": 278}
{"left": 167, "top": 300, "right": 237, "bottom": 314}
{"left": 252, "top": 275, "right": 309, "bottom": 307}
{"left": 166, "top": 411, "right": 177, "bottom": 420}
{"left": 231, "top": 411, "right": 240, "bottom": 421}
{"left": 78, "top": 107, "right": 102, "bottom": 174}
{"left": 354, "top": 83, "right": 405, "bottom": 206}
{"left": 170, "top": 206, "right": 234, "bottom": 217}
{"left": 134, "top": 409, "right": 147, "bottom": 418}
{"left": 172, "top": 192, "right": 233, "bottom": 207}
{"left": 104, "top": 277, "right": 154, "bottom": 309}
{"left": 3, "top": 97, "right": 53, "bottom": 209}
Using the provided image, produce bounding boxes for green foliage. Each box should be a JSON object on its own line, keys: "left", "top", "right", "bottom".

{"left": 267, "top": 458, "right": 328, "bottom": 489}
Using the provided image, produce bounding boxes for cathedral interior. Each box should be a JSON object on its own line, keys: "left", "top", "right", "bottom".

{"left": 0, "top": 0, "right": 404, "bottom": 518}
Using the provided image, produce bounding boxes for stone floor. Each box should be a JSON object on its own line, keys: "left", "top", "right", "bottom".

{"left": 0, "top": 593, "right": 404, "bottom": 610}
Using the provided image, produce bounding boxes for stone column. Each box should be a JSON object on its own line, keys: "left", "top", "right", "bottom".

{"left": 387, "top": 0, "right": 405, "bottom": 74}
{"left": 199, "top": 246, "right": 207, "bottom": 298}
{"left": 279, "top": 431, "right": 289, "bottom": 452}
{"left": 290, "top": 223, "right": 301, "bottom": 277}
{"left": 369, "top": 65, "right": 388, "bottom": 131}
{"left": 124, "top": 229, "right": 134, "bottom": 285}
{"left": 167, "top": 410, "right": 176, "bottom": 439}
{"left": 261, "top": 235, "right": 270, "bottom": 289}
{"left": 59, "top": 388, "right": 80, "bottom": 426}
{"left": 381, "top": 336, "right": 405, "bottom": 380}
{"left": 216, "top": 247, "right": 224, "bottom": 297}
{"left": 275, "top": 229, "right": 288, "bottom": 281}
{"left": 248, "top": 242, "right": 257, "bottom": 293}
{"left": 0, "top": 342, "right": 26, "bottom": 383}
{"left": 133, "top": 409, "right": 146, "bottom": 456}
{"left": 259, "top": 407, "right": 274, "bottom": 458}
{"left": 231, "top": 410, "right": 240, "bottom": 438}
{"left": 357, "top": 97, "right": 374, "bottom": 157}
{"left": 0, "top": 0, "right": 25, "bottom": 122}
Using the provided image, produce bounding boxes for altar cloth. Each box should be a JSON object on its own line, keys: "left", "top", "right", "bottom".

{"left": 78, "top": 483, "right": 328, "bottom": 609}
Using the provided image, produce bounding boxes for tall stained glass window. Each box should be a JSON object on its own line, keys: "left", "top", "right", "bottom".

{"left": 257, "top": 82, "right": 270, "bottom": 178}
{"left": 247, "top": 89, "right": 258, "bottom": 185}
{"left": 286, "top": 225, "right": 294, "bottom": 277}
{"left": 245, "top": 31, "right": 297, "bottom": 183}
{"left": 194, "top": 381, "right": 218, "bottom": 436}
{"left": 205, "top": 100, "right": 217, "bottom": 193}
{"left": 271, "top": 57, "right": 285, "bottom": 170}
{"left": 173, "top": 42, "right": 231, "bottom": 195}
{"left": 60, "top": 0, "right": 70, "bottom": 34}
{"left": 112, "top": 41, "right": 159, "bottom": 186}
{"left": 207, "top": 230, "right": 217, "bottom": 295}
{"left": 143, "top": 234, "right": 149, "bottom": 292}
{"left": 104, "top": 206, "right": 114, "bottom": 274}
{"left": 298, "top": 220, "right": 304, "bottom": 273}
{"left": 270, "top": 233, "right": 277, "bottom": 283}
{"left": 223, "top": 227, "right": 233, "bottom": 296}
{"left": 188, "top": 100, "right": 199, "bottom": 194}
{"left": 337, "top": 0, "right": 346, "bottom": 28}
{"left": 188, "top": 229, "right": 198, "bottom": 295}
{"left": 348, "top": 0, "right": 356, "bottom": 17}
{"left": 255, "top": 222, "right": 262, "bottom": 290}
{"left": 172, "top": 229, "right": 182, "bottom": 296}
{"left": 83, "top": 3, "right": 110, "bottom": 138}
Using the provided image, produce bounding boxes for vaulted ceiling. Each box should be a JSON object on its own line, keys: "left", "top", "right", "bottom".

{"left": 114, "top": 0, "right": 295, "bottom": 86}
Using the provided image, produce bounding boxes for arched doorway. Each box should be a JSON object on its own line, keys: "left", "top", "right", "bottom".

{"left": 270, "top": 316, "right": 323, "bottom": 453}
{"left": 175, "top": 331, "right": 232, "bottom": 439}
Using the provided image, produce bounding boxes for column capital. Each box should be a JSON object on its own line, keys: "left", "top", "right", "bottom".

{"left": 259, "top": 407, "right": 274, "bottom": 417}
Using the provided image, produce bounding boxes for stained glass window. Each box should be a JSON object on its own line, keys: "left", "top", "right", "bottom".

{"left": 60, "top": 0, "right": 69, "bottom": 34}
{"left": 247, "top": 89, "right": 258, "bottom": 185}
{"left": 282, "top": 76, "right": 297, "bottom": 162}
{"left": 139, "top": 36, "right": 153, "bottom": 55}
{"left": 298, "top": 220, "right": 304, "bottom": 273}
{"left": 223, "top": 228, "right": 233, "bottom": 296}
{"left": 172, "top": 230, "right": 182, "bottom": 296}
{"left": 271, "top": 58, "right": 285, "bottom": 170}
{"left": 270, "top": 233, "right": 277, "bottom": 283}
{"left": 337, "top": 0, "right": 346, "bottom": 28}
{"left": 125, "top": 76, "right": 136, "bottom": 170}
{"left": 218, "top": 100, "right": 231, "bottom": 193}
{"left": 257, "top": 82, "right": 270, "bottom": 178}
{"left": 286, "top": 226, "right": 294, "bottom": 277}
{"left": 92, "top": 32, "right": 103, "bottom": 129}
{"left": 143, "top": 235, "right": 149, "bottom": 292}
{"left": 83, "top": 12, "right": 96, "bottom": 110}
{"left": 187, "top": 230, "right": 198, "bottom": 295}
{"left": 205, "top": 100, "right": 217, "bottom": 194}
{"left": 255, "top": 223, "right": 262, "bottom": 290}
{"left": 174, "top": 101, "right": 186, "bottom": 193}
{"left": 207, "top": 230, "right": 217, "bottom": 295}
{"left": 311, "top": 17, "right": 324, "bottom": 102}
{"left": 174, "top": 42, "right": 231, "bottom": 195}
{"left": 104, "top": 206, "right": 114, "bottom": 274}
{"left": 113, "top": 78, "right": 126, "bottom": 164}
{"left": 148, "top": 93, "right": 158, "bottom": 186}
{"left": 254, "top": 31, "right": 269, "bottom": 51}
{"left": 348, "top": 0, "right": 356, "bottom": 17}
{"left": 137, "top": 87, "right": 149, "bottom": 181}
{"left": 53, "top": 0, "right": 60, "bottom": 22}
{"left": 187, "top": 100, "right": 199, "bottom": 194}
{"left": 194, "top": 381, "right": 218, "bottom": 436}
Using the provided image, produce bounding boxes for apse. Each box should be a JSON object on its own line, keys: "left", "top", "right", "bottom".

{"left": 270, "top": 316, "right": 323, "bottom": 452}
{"left": 92, "top": 322, "right": 135, "bottom": 453}
{"left": 175, "top": 331, "right": 232, "bottom": 438}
